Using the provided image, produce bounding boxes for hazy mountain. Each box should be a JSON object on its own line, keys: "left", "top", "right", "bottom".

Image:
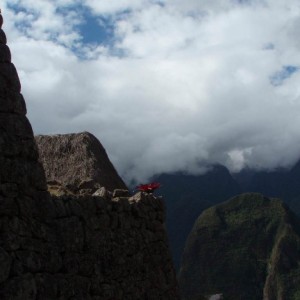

{"left": 234, "top": 161, "right": 300, "bottom": 215}
{"left": 154, "top": 165, "right": 241, "bottom": 269}
{"left": 154, "top": 159, "right": 300, "bottom": 270}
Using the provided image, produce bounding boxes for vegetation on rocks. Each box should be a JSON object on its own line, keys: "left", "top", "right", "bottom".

{"left": 179, "top": 193, "right": 300, "bottom": 300}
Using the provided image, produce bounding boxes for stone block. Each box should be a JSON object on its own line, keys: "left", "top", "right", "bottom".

{"left": 0, "top": 29, "right": 7, "bottom": 44}
{"left": 113, "top": 189, "right": 130, "bottom": 198}
{"left": 8, "top": 216, "right": 32, "bottom": 237}
{"left": 19, "top": 237, "right": 46, "bottom": 252}
{"left": 54, "top": 216, "right": 85, "bottom": 251}
{"left": 51, "top": 196, "right": 70, "bottom": 218}
{"left": 93, "top": 195, "right": 108, "bottom": 211}
{"left": 56, "top": 274, "right": 91, "bottom": 299}
{"left": 10, "top": 255, "right": 25, "bottom": 276}
{"left": 78, "top": 255, "right": 95, "bottom": 276}
{"left": 0, "top": 63, "right": 21, "bottom": 92}
{"left": 98, "top": 213, "right": 111, "bottom": 229}
{"left": 0, "top": 231, "right": 21, "bottom": 251}
{"left": 0, "top": 44, "right": 11, "bottom": 62}
{"left": 0, "top": 196, "right": 18, "bottom": 216}
{"left": 0, "top": 183, "right": 19, "bottom": 198}
{"left": 0, "top": 274, "right": 37, "bottom": 300}
{"left": 43, "top": 250, "right": 62, "bottom": 273}
{"left": 67, "top": 197, "right": 85, "bottom": 217}
{"left": 15, "top": 196, "right": 39, "bottom": 218}
{"left": 62, "top": 255, "right": 79, "bottom": 274}
{"left": 92, "top": 187, "right": 108, "bottom": 198}
{"left": 0, "top": 114, "right": 33, "bottom": 139}
{"left": 15, "top": 250, "right": 42, "bottom": 273}
{"left": 35, "top": 274, "right": 59, "bottom": 300}
{"left": 0, "top": 247, "right": 11, "bottom": 283}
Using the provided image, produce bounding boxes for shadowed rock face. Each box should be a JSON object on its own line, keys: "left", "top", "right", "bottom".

{"left": 178, "top": 193, "right": 300, "bottom": 300}
{"left": 0, "top": 13, "right": 180, "bottom": 299}
{"left": 35, "top": 132, "right": 127, "bottom": 194}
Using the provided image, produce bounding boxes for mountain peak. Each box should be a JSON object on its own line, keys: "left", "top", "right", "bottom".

{"left": 35, "top": 132, "right": 127, "bottom": 194}
{"left": 179, "top": 193, "right": 300, "bottom": 300}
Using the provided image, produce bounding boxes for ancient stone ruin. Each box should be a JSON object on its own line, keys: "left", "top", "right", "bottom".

{"left": 0, "top": 12, "right": 180, "bottom": 299}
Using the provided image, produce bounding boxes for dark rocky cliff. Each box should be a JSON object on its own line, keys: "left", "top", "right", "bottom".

{"left": 35, "top": 132, "right": 127, "bottom": 194}
{"left": 178, "top": 193, "right": 300, "bottom": 300}
{"left": 0, "top": 12, "right": 180, "bottom": 300}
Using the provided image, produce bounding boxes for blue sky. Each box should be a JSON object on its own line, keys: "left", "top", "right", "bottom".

{"left": 79, "top": 11, "right": 113, "bottom": 45}
{"left": 270, "top": 65, "right": 300, "bottom": 86}
{"left": 1, "top": 0, "right": 300, "bottom": 183}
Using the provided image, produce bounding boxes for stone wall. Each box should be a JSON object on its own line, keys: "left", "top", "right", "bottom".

{"left": 0, "top": 10, "right": 47, "bottom": 200}
{"left": 0, "top": 13, "right": 180, "bottom": 299}
{"left": 0, "top": 190, "right": 179, "bottom": 299}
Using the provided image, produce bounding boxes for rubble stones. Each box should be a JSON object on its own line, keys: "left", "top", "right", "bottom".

{"left": 112, "top": 189, "right": 130, "bottom": 198}
{"left": 92, "top": 187, "right": 110, "bottom": 198}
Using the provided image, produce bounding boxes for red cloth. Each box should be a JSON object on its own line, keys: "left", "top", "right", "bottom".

{"left": 136, "top": 182, "right": 161, "bottom": 193}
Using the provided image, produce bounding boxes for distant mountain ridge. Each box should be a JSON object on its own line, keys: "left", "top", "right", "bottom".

{"left": 233, "top": 161, "right": 300, "bottom": 214}
{"left": 154, "top": 165, "right": 241, "bottom": 269}
{"left": 155, "top": 161, "right": 300, "bottom": 270}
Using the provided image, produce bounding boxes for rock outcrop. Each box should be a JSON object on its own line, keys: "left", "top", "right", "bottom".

{"left": 178, "top": 193, "right": 300, "bottom": 300}
{"left": 0, "top": 12, "right": 180, "bottom": 299}
{"left": 35, "top": 132, "right": 127, "bottom": 194}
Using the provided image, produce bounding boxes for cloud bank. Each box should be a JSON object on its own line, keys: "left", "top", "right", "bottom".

{"left": 1, "top": 0, "right": 300, "bottom": 183}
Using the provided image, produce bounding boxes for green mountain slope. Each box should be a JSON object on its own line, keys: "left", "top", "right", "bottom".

{"left": 178, "top": 193, "right": 300, "bottom": 300}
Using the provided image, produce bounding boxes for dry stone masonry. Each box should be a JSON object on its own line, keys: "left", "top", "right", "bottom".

{"left": 0, "top": 190, "right": 180, "bottom": 300}
{"left": 0, "top": 10, "right": 47, "bottom": 198}
{"left": 0, "top": 12, "right": 180, "bottom": 300}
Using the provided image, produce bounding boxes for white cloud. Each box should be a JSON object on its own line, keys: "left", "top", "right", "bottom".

{"left": 83, "top": 0, "right": 143, "bottom": 15}
{"left": 1, "top": 0, "right": 83, "bottom": 46}
{"left": 1, "top": 0, "right": 300, "bottom": 183}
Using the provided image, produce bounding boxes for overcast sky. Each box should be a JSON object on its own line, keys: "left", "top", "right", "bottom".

{"left": 1, "top": 0, "right": 300, "bottom": 184}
